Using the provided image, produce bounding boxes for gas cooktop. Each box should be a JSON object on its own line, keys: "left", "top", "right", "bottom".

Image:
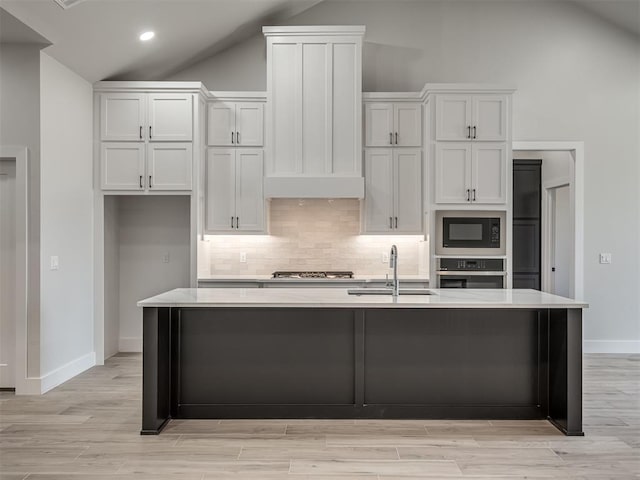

{"left": 271, "top": 271, "right": 354, "bottom": 279}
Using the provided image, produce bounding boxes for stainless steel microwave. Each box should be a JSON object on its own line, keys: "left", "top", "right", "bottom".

{"left": 435, "top": 211, "right": 506, "bottom": 256}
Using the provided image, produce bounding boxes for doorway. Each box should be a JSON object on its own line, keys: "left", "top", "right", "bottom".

{"left": 547, "top": 184, "right": 571, "bottom": 297}
{"left": 0, "top": 159, "right": 16, "bottom": 389}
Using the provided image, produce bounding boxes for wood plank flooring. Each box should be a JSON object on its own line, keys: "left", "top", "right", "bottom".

{"left": 0, "top": 353, "right": 638, "bottom": 479}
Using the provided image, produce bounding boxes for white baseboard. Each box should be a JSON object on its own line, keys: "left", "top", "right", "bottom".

{"left": 584, "top": 340, "right": 640, "bottom": 354}
{"left": 119, "top": 337, "right": 142, "bottom": 353}
{"left": 39, "top": 352, "right": 96, "bottom": 394}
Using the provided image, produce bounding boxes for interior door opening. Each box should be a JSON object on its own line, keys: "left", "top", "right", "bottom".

{"left": 549, "top": 185, "right": 571, "bottom": 297}
{"left": 0, "top": 159, "right": 17, "bottom": 389}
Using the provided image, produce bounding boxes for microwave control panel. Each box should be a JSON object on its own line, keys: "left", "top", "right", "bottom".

{"left": 439, "top": 258, "right": 505, "bottom": 271}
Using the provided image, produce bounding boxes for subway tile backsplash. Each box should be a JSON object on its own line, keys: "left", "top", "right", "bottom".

{"left": 198, "top": 199, "right": 427, "bottom": 277}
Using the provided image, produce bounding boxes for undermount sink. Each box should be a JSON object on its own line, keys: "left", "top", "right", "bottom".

{"left": 347, "top": 288, "right": 434, "bottom": 296}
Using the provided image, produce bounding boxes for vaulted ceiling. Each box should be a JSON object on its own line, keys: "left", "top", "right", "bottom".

{"left": 0, "top": 0, "right": 323, "bottom": 82}
{"left": 1, "top": 0, "right": 637, "bottom": 84}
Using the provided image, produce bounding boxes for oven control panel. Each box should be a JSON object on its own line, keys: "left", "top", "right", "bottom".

{"left": 439, "top": 258, "right": 504, "bottom": 272}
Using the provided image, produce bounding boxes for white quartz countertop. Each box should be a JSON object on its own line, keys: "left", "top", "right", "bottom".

{"left": 138, "top": 288, "right": 588, "bottom": 309}
{"left": 197, "top": 275, "right": 429, "bottom": 282}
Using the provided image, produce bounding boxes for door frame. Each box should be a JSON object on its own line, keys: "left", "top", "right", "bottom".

{"left": 544, "top": 182, "right": 571, "bottom": 296}
{"left": 512, "top": 141, "right": 584, "bottom": 299}
{"left": 0, "top": 146, "right": 30, "bottom": 394}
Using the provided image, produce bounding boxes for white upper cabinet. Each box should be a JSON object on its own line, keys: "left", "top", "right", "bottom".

{"left": 207, "top": 101, "right": 264, "bottom": 147}
{"left": 97, "top": 87, "right": 195, "bottom": 192}
{"left": 100, "top": 93, "right": 145, "bottom": 142}
{"left": 206, "top": 148, "right": 265, "bottom": 233}
{"left": 148, "top": 94, "right": 193, "bottom": 141}
{"left": 365, "top": 103, "right": 421, "bottom": 147}
{"left": 264, "top": 26, "right": 364, "bottom": 178}
{"left": 436, "top": 94, "right": 506, "bottom": 142}
{"left": 147, "top": 143, "right": 193, "bottom": 191}
{"left": 101, "top": 92, "right": 192, "bottom": 142}
{"left": 435, "top": 142, "right": 505, "bottom": 204}
{"left": 363, "top": 148, "right": 422, "bottom": 234}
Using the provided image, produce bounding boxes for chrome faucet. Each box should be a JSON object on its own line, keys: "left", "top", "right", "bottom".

{"left": 389, "top": 245, "right": 399, "bottom": 297}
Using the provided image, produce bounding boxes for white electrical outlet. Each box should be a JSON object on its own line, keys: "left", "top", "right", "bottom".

{"left": 599, "top": 253, "right": 612, "bottom": 264}
{"left": 50, "top": 256, "right": 59, "bottom": 270}
{"left": 382, "top": 252, "right": 389, "bottom": 263}
{"left": 240, "top": 252, "right": 247, "bottom": 263}
{"left": 162, "top": 252, "right": 170, "bottom": 264}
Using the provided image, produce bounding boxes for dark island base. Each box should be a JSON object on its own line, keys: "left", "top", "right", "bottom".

{"left": 142, "top": 307, "right": 583, "bottom": 436}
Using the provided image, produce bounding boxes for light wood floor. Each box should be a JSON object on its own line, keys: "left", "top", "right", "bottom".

{"left": 1, "top": 353, "right": 638, "bottom": 479}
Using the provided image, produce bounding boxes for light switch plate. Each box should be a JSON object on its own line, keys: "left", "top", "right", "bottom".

{"left": 382, "top": 252, "right": 389, "bottom": 263}
{"left": 599, "top": 253, "right": 612, "bottom": 264}
{"left": 240, "top": 252, "right": 247, "bottom": 263}
{"left": 162, "top": 252, "right": 170, "bottom": 264}
{"left": 50, "top": 256, "right": 59, "bottom": 270}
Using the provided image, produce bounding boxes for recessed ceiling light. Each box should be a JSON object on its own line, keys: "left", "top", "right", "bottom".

{"left": 139, "top": 31, "right": 155, "bottom": 42}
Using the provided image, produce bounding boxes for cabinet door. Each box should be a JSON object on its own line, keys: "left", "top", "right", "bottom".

{"left": 394, "top": 149, "right": 422, "bottom": 233}
{"left": 100, "top": 93, "right": 145, "bottom": 141}
{"left": 235, "top": 150, "right": 264, "bottom": 232}
{"left": 207, "top": 102, "right": 236, "bottom": 146}
{"left": 471, "top": 143, "right": 506, "bottom": 204}
{"left": 435, "top": 143, "right": 472, "bottom": 204}
{"left": 365, "top": 103, "right": 394, "bottom": 147}
{"left": 363, "top": 149, "right": 394, "bottom": 232}
{"left": 472, "top": 95, "right": 507, "bottom": 141}
{"left": 332, "top": 42, "right": 359, "bottom": 174}
{"left": 148, "top": 94, "right": 193, "bottom": 141}
{"left": 100, "top": 143, "right": 145, "bottom": 190}
{"left": 236, "top": 103, "right": 264, "bottom": 146}
{"left": 206, "top": 149, "right": 236, "bottom": 232}
{"left": 147, "top": 143, "right": 192, "bottom": 191}
{"left": 394, "top": 104, "right": 422, "bottom": 147}
{"left": 435, "top": 95, "right": 472, "bottom": 141}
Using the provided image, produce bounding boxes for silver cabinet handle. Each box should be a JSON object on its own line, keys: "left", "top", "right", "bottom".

{"left": 472, "top": 189, "right": 476, "bottom": 201}
{"left": 139, "top": 175, "right": 143, "bottom": 189}
{"left": 149, "top": 175, "right": 152, "bottom": 188}
{"left": 466, "top": 189, "right": 470, "bottom": 201}
{"left": 139, "top": 126, "right": 143, "bottom": 139}
{"left": 395, "top": 132, "right": 398, "bottom": 145}
{"left": 231, "top": 216, "right": 234, "bottom": 228}
{"left": 389, "top": 132, "right": 393, "bottom": 145}
{"left": 467, "top": 126, "right": 471, "bottom": 139}
{"left": 236, "top": 131, "right": 240, "bottom": 144}
{"left": 473, "top": 126, "right": 477, "bottom": 139}
{"left": 149, "top": 126, "right": 152, "bottom": 139}
{"left": 231, "top": 132, "right": 234, "bottom": 144}
{"left": 389, "top": 217, "right": 393, "bottom": 229}
{"left": 395, "top": 216, "right": 398, "bottom": 228}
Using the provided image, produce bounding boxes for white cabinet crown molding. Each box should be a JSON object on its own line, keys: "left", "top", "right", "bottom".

{"left": 420, "top": 83, "right": 516, "bottom": 101}
{"left": 263, "top": 25, "right": 366, "bottom": 36}
{"left": 94, "top": 81, "right": 209, "bottom": 96}
{"left": 209, "top": 91, "right": 266, "bottom": 102}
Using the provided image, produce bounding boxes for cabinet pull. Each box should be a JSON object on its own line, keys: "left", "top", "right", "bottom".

{"left": 236, "top": 217, "right": 239, "bottom": 229}
{"left": 472, "top": 189, "right": 476, "bottom": 201}
{"left": 139, "top": 126, "right": 142, "bottom": 139}
{"left": 149, "top": 126, "right": 152, "bottom": 139}
{"left": 236, "top": 131, "right": 240, "bottom": 144}
{"left": 467, "top": 126, "right": 471, "bottom": 139}
{"left": 149, "top": 175, "right": 152, "bottom": 188}
{"left": 395, "top": 216, "right": 398, "bottom": 228}
{"left": 395, "top": 132, "right": 398, "bottom": 145}
{"left": 231, "top": 216, "right": 234, "bottom": 228}
{"left": 466, "top": 189, "right": 470, "bottom": 201}
{"left": 389, "top": 132, "right": 393, "bottom": 145}
{"left": 473, "top": 126, "right": 477, "bottom": 139}
{"left": 231, "top": 132, "right": 234, "bottom": 144}
{"left": 139, "top": 175, "right": 143, "bottom": 189}
{"left": 389, "top": 217, "right": 393, "bottom": 229}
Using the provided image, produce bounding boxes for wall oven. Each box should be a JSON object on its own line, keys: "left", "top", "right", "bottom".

{"left": 436, "top": 211, "right": 506, "bottom": 256}
{"left": 437, "top": 258, "right": 506, "bottom": 289}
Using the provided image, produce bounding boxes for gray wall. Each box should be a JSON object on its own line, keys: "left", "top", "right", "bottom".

{"left": 169, "top": 0, "right": 640, "bottom": 350}
{"left": 0, "top": 43, "right": 42, "bottom": 377}
{"left": 39, "top": 52, "right": 95, "bottom": 379}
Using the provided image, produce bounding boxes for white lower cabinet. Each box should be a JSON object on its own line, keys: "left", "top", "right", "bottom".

{"left": 101, "top": 142, "right": 192, "bottom": 191}
{"left": 435, "top": 142, "right": 506, "bottom": 204}
{"left": 206, "top": 148, "right": 265, "bottom": 233}
{"left": 363, "top": 149, "right": 422, "bottom": 234}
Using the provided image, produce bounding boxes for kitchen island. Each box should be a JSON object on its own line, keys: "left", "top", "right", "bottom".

{"left": 138, "top": 288, "right": 587, "bottom": 436}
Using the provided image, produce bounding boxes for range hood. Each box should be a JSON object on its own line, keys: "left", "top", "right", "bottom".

{"left": 264, "top": 176, "right": 364, "bottom": 199}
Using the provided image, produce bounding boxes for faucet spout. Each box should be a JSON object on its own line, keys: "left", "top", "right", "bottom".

{"left": 389, "top": 245, "right": 399, "bottom": 297}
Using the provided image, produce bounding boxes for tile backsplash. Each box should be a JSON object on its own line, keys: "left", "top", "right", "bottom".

{"left": 198, "top": 199, "right": 428, "bottom": 277}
